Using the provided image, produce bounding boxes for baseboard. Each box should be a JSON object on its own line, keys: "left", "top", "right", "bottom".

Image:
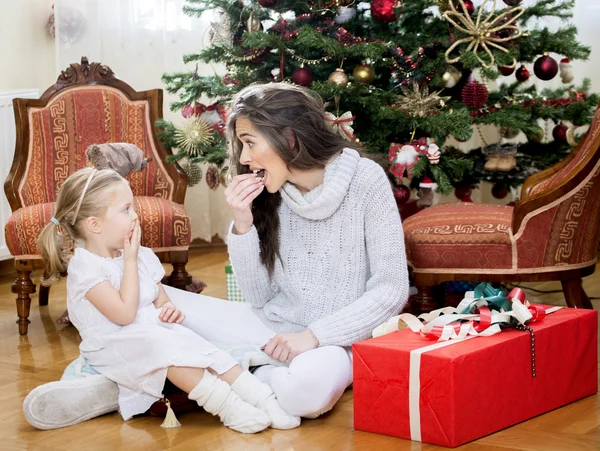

{"left": 0, "top": 258, "right": 13, "bottom": 277}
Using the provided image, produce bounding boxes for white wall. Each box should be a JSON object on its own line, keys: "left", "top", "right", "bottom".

{"left": 0, "top": 0, "right": 56, "bottom": 93}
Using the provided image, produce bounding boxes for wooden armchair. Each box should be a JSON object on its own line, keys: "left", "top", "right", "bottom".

{"left": 403, "top": 104, "right": 600, "bottom": 313}
{"left": 4, "top": 57, "right": 192, "bottom": 335}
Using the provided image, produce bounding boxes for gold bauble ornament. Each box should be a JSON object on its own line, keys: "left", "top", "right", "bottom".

{"left": 353, "top": 63, "right": 375, "bottom": 84}
{"left": 441, "top": 65, "right": 461, "bottom": 88}
{"left": 566, "top": 126, "right": 579, "bottom": 147}
{"left": 526, "top": 125, "right": 544, "bottom": 143}
{"left": 219, "top": 166, "right": 231, "bottom": 187}
{"left": 247, "top": 11, "right": 261, "bottom": 32}
{"left": 328, "top": 68, "right": 349, "bottom": 86}
{"left": 500, "top": 126, "right": 519, "bottom": 139}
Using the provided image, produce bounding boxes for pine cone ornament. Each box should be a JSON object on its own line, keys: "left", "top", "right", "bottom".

{"left": 184, "top": 162, "right": 203, "bottom": 187}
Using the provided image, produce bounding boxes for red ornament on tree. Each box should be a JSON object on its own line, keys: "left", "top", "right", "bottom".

{"left": 515, "top": 65, "right": 530, "bottom": 82}
{"left": 181, "top": 104, "right": 194, "bottom": 118}
{"left": 292, "top": 66, "right": 313, "bottom": 86}
{"left": 553, "top": 123, "right": 568, "bottom": 143}
{"left": 454, "top": 185, "right": 473, "bottom": 202}
{"left": 257, "top": 0, "right": 278, "bottom": 7}
{"left": 371, "top": 0, "right": 400, "bottom": 23}
{"left": 492, "top": 183, "right": 509, "bottom": 199}
{"left": 463, "top": 0, "right": 475, "bottom": 14}
{"left": 392, "top": 184, "right": 411, "bottom": 205}
{"left": 461, "top": 76, "right": 489, "bottom": 110}
{"left": 503, "top": 0, "right": 522, "bottom": 5}
{"left": 499, "top": 65, "right": 515, "bottom": 76}
{"left": 533, "top": 53, "right": 559, "bottom": 81}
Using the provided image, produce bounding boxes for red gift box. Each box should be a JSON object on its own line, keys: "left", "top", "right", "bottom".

{"left": 353, "top": 307, "right": 597, "bottom": 448}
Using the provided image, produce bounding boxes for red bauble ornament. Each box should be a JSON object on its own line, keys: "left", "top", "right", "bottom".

{"left": 463, "top": 0, "right": 475, "bottom": 14}
{"left": 492, "top": 183, "right": 509, "bottom": 199}
{"left": 392, "top": 184, "right": 411, "bottom": 205}
{"left": 461, "top": 77, "right": 489, "bottom": 110}
{"left": 181, "top": 104, "right": 194, "bottom": 118}
{"left": 499, "top": 65, "right": 515, "bottom": 76}
{"left": 371, "top": 0, "right": 399, "bottom": 23}
{"left": 553, "top": 123, "right": 568, "bottom": 143}
{"left": 515, "top": 65, "right": 530, "bottom": 82}
{"left": 292, "top": 67, "right": 313, "bottom": 87}
{"left": 533, "top": 53, "right": 559, "bottom": 81}
{"left": 503, "top": 0, "right": 522, "bottom": 5}
{"left": 257, "top": 0, "right": 278, "bottom": 7}
{"left": 454, "top": 185, "right": 473, "bottom": 202}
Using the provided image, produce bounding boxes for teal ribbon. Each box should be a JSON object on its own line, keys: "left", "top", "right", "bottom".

{"left": 458, "top": 282, "right": 512, "bottom": 314}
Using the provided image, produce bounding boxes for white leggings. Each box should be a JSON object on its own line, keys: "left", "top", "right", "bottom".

{"left": 165, "top": 286, "right": 354, "bottom": 418}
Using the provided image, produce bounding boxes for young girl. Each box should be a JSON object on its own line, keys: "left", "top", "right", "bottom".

{"left": 28, "top": 167, "right": 300, "bottom": 432}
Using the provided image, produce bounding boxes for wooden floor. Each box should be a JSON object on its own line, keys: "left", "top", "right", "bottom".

{"left": 0, "top": 248, "right": 598, "bottom": 450}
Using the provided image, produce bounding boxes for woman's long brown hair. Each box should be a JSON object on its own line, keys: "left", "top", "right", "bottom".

{"left": 226, "top": 83, "right": 350, "bottom": 277}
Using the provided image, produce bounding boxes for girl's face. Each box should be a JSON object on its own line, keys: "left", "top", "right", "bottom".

{"left": 99, "top": 182, "right": 138, "bottom": 250}
{"left": 235, "top": 117, "right": 291, "bottom": 193}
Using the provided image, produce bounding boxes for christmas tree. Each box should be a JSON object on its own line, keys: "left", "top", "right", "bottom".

{"left": 158, "top": 0, "right": 598, "bottom": 200}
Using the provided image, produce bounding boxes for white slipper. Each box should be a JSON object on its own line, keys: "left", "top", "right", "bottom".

{"left": 23, "top": 375, "right": 119, "bottom": 430}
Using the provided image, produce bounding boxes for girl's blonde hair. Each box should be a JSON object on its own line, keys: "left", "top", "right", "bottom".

{"left": 37, "top": 168, "right": 127, "bottom": 285}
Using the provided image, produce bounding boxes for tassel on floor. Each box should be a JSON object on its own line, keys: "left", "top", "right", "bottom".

{"left": 160, "top": 399, "right": 182, "bottom": 428}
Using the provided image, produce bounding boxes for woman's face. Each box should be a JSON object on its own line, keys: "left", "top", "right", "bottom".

{"left": 235, "top": 117, "right": 291, "bottom": 193}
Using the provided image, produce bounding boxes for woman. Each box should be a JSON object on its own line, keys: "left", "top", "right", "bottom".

{"left": 170, "top": 83, "right": 409, "bottom": 418}
{"left": 23, "top": 83, "right": 409, "bottom": 428}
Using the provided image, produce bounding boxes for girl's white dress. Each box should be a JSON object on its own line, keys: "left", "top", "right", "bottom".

{"left": 67, "top": 246, "right": 238, "bottom": 420}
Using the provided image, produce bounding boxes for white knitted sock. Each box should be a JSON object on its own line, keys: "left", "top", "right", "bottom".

{"left": 231, "top": 371, "right": 301, "bottom": 430}
{"left": 188, "top": 371, "right": 270, "bottom": 434}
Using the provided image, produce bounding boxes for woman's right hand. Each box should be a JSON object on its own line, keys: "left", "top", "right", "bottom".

{"left": 124, "top": 218, "right": 141, "bottom": 262}
{"left": 224, "top": 173, "right": 264, "bottom": 235}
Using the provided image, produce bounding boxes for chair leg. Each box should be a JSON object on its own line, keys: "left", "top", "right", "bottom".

{"left": 11, "top": 260, "right": 37, "bottom": 336}
{"left": 165, "top": 250, "right": 192, "bottom": 291}
{"left": 561, "top": 279, "right": 593, "bottom": 309}
{"left": 39, "top": 283, "right": 50, "bottom": 306}
{"left": 410, "top": 285, "right": 438, "bottom": 315}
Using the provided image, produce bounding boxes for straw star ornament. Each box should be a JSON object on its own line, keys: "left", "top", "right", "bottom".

{"left": 395, "top": 82, "right": 450, "bottom": 118}
{"left": 443, "top": 0, "right": 525, "bottom": 69}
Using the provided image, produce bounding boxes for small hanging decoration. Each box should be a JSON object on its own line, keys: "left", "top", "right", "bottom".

{"left": 533, "top": 53, "right": 558, "bottom": 81}
{"left": 426, "top": 142, "right": 441, "bottom": 164}
{"left": 292, "top": 65, "right": 313, "bottom": 86}
{"left": 553, "top": 123, "right": 568, "bottom": 143}
{"left": 335, "top": 6, "right": 357, "bottom": 24}
{"left": 515, "top": 65, "right": 530, "bottom": 82}
{"left": 209, "top": 8, "right": 233, "bottom": 49}
{"left": 219, "top": 166, "right": 231, "bottom": 187}
{"left": 325, "top": 111, "right": 357, "bottom": 141}
{"left": 441, "top": 65, "right": 461, "bottom": 88}
{"left": 174, "top": 118, "right": 214, "bottom": 157}
{"left": 352, "top": 62, "right": 376, "bottom": 84}
{"left": 246, "top": 11, "right": 261, "bottom": 32}
{"left": 395, "top": 82, "right": 450, "bottom": 117}
{"left": 205, "top": 165, "right": 221, "bottom": 190}
{"left": 182, "top": 162, "right": 203, "bottom": 187}
{"left": 443, "top": 0, "right": 525, "bottom": 69}
{"left": 461, "top": 76, "right": 489, "bottom": 110}
{"left": 328, "top": 68, "right": 349, "bottom": 86}
{"left": 559, "top": 58, "right": 574, "bottom": 83}
{"left": 392, "top": 184, "right": 411, "bottom": 204}
{"left": 371, "top": 0, "right": 402, "bottom": 23}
